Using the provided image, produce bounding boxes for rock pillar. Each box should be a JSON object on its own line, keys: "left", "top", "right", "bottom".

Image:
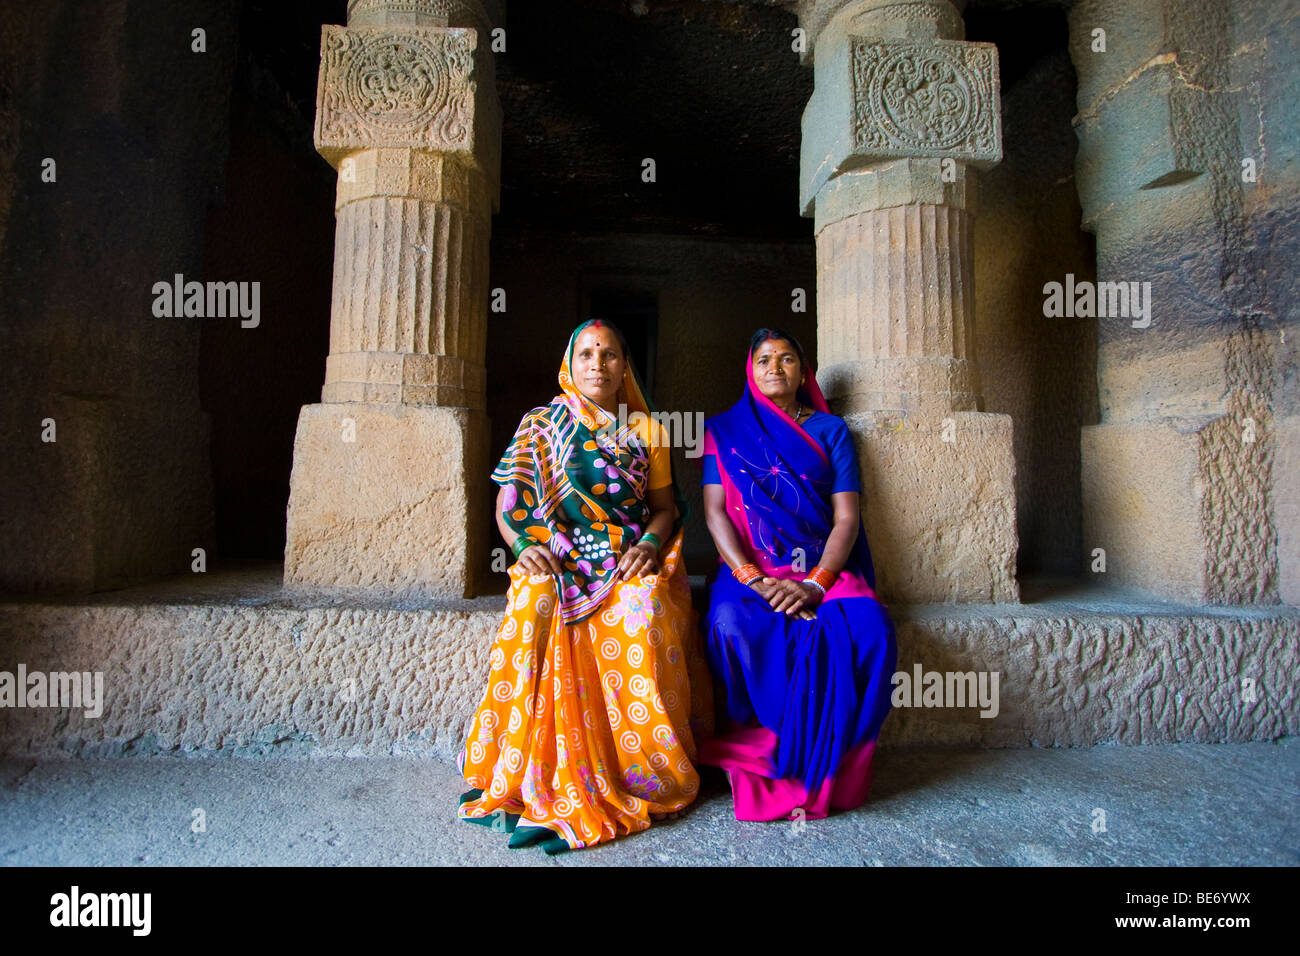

{"left": 283, "top": 0, "right": 503, "bottom": 600}
{"left": 1069, "top": 0, "right": 1291, "bottom": 605}
{"left": 797, "top": 0, "right": 1019, "bottom": 603}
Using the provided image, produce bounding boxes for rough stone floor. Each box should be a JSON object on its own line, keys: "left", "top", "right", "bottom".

{"left": 2, "top": 739, "right": 1296, "bottom": 866}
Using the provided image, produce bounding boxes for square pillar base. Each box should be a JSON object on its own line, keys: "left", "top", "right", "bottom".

{"left": 283, "top": 403, "right": 489, "bottom": 600}
{"left": 846, "top": 410, "right": 1019, "bottom": 604}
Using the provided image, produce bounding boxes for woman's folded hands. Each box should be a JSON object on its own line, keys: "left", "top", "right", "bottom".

{"left": 751, "top": 577, "right": 820, "bottom": 620}
{"left": 514, "top": 538, "right": 662, "bottom": 582}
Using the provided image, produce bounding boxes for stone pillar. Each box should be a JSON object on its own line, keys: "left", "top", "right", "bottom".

{"left": 797, "top": 0, "right": 1018, "bottom": 603}
{"left": 283, "top": 0, "right": 503, "bottom": 600}
{"left": 1070, "top": 0, "right": 1289, "bottom": 605}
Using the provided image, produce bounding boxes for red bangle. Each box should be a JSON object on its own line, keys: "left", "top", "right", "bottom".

{"left": 732, "top": 563, "right": 762, "bottom": 586}
{"left": 807, "top": 565, "right": 836, "bottom": 591}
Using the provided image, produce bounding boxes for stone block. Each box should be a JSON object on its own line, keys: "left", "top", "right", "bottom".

{"left": 283, "top": 402, "right": 488, "bottom": 600}
{"left": 1067, "top": 0, "right": 1174, "bottom": 111}
{"left": 1073, "top": 63, "right": 1233, "bottom": 230}
{"left": 333, "top": 148, "right": 487, "bottom": 215}
{"left": 1082, "top": 409, "right": 1278, "bottom": 605}
{"left": 846, "top": 410, "right": 1019, "bottom": 603}
{"left": 1082, "top": 420, "right": 1206, "bottom": 602}
{"left": 0, "top": 597, "right": 503, "bottom": 760}
{"left": 797, "top": 0, "right": 967, "bottom": 67}
{"left": 812, "top": 157, "right": 976, "bottom": 232}
{"left": 346, "top": 0, "right": 505, "bottom": 31}
{"left": 820, "top": 354, "right": 980, "bottom": 418}
{"left": 883, "top": 605, "right": 1299, "bottom": 748}
{"left": 323, "top": 352, "right": 486, "bottom": 406}
{"left": 1097, "top": 337, "right": 1236, "bottom": 423}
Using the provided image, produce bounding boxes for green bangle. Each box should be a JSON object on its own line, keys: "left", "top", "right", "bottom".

{"left": 637, "top": 532, "right": 662, "bottom": 551}
{"left": 511, "top": 536, "right": 537, "bottom": 558}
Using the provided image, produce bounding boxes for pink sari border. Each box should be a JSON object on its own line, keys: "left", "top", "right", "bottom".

{"left": 698, "top": 726, "right": 878, "bottom": 821}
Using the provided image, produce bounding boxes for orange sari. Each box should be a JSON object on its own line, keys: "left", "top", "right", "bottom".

{"left": 459, "top": 321, "right": 713, "bottom": 852}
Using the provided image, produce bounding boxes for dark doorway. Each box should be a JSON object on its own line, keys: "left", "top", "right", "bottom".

{"left": 586, "top": 288, "right": 659, "bottom": 394}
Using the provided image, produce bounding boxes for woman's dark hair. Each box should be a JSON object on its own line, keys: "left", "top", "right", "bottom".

{"left": 748, "top": 328, "right": 809, "bottom": 370}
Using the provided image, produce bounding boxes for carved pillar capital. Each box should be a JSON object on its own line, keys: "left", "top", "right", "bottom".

{"left": 799, "top": 20, "right": 1000, "bottom": 214}
{"left": 313, "top": 23, "right": 501, "bottom": 206}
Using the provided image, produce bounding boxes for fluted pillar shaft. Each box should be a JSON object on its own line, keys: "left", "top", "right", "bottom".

{"left": 323, "top": 154, "right": 490, "bottom": 406}
{"left": 818, "top": 198, "right": 978, "bottom": 415}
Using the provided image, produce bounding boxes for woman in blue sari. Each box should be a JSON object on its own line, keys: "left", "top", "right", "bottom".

{"left": 698, "top": 329, "right": 897, "bottom": 821}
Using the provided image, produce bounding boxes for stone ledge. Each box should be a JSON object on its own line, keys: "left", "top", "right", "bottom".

{"left": 1, "top": 564, "right": 1295, "bottom": 758}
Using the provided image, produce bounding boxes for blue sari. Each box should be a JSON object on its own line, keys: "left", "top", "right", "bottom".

{"left": 699, "top": 359, "right": 897, "bottom": 820}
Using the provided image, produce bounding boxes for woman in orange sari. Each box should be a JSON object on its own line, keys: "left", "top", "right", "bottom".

{"left": 458, "top": 319, "right": 713, "bottom": 853}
